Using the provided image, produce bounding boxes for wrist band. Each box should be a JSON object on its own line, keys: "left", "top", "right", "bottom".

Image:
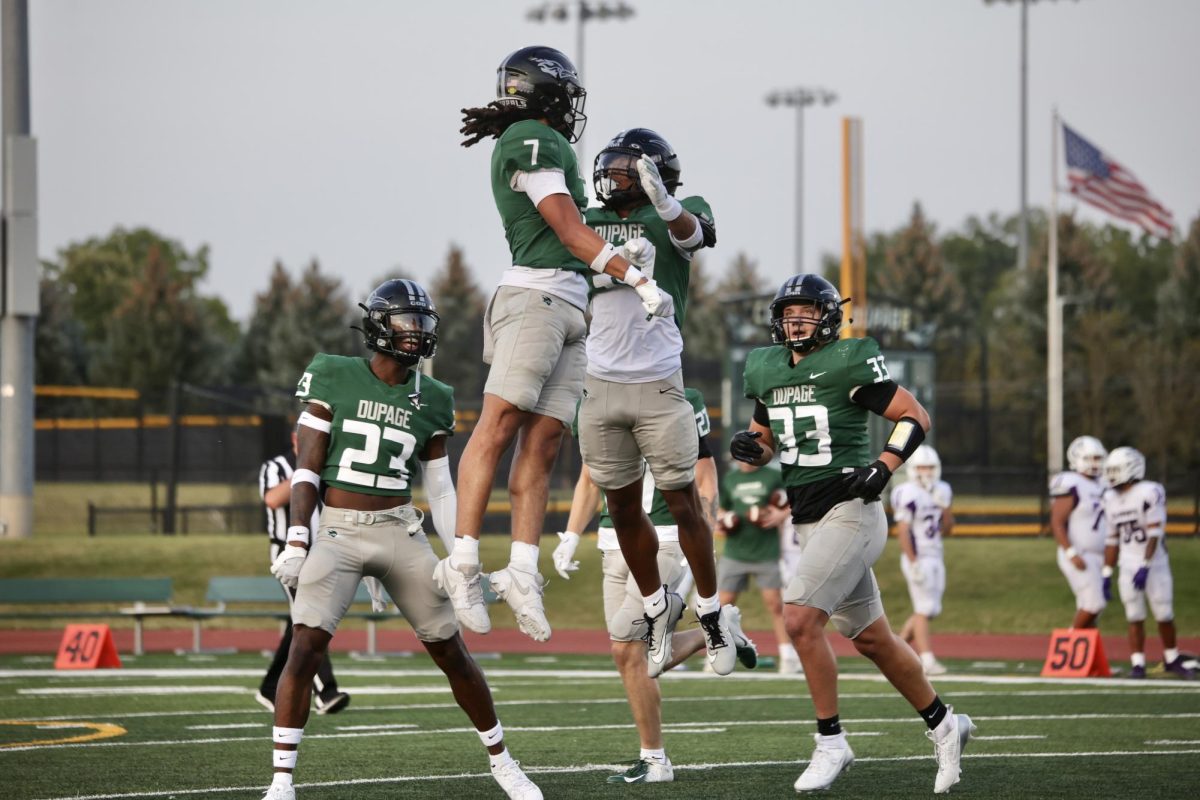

{"left": 292, "top": 468, "right": 320, "bottom": 489}
{"left": 286, "top": 525, "right": 311, "bottom": 546}
{"left": 884, "top": 417, "right": 926, "bottom": 461}
{"left": 589, "top": 241, "right": 619, "bottom": 274}
{"left": 1064, "top": 546, "right": 1078, "bottom": 559}
{"left": 670, "top": 217, "right": 703, "bottom": 249}
{"left": 622, "top": 265, "right": 646, "bottom": 287}
{"left": 1101, "top": 565, "right": 1113, "bottom": 578}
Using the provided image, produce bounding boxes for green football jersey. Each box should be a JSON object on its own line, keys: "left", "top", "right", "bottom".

{"left": 594, "top": 388, "right": 710, "bottom": 529}
{"left": 583, "top": 196, "right": 713, "bottom": 328}
{"left": 743, "top": 337, "right": 891, "bottom": 488}
{"left": 295, "top": 354, "right": 455, "bottom": 497}
{"left": 491, "top": 119, "right": 588, "bottom": 271}
{"left": 719, "top": 465, "right": 784, "bottom": 563}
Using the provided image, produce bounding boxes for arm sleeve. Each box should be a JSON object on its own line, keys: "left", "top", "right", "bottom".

{"left": 753, "top": 400, "right": 770, "bottom": 426}
{"left": 511, "top": 169, "right": 570, "bottom": 207}
{"left": 697, "top": 434, "right": 712, "bottom": 460}
{"left": 846, "top": 338, "right": 896, "bottom": 413}
{"left": 850, "top": 380, "right": 898, "bottom": 415}
{"left": 419, "top": 455, "right": 456, "bottom": 553}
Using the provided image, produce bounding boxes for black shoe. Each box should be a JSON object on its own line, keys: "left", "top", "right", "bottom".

{"left": 314, "top": 691, "right": 350, "bottom": 715}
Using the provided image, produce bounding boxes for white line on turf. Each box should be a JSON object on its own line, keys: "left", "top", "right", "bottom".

{"left": 28, "top": 749, "right": 1200, "bottom": 800}
{"left": 184, "top": 723, "right": 263, "bottom": 730}
{"left": 1144, "top": 739, "right": 1200, "bottom": 745}
{"left": 4, "top": 712, "right": 1197, "bottom": 753}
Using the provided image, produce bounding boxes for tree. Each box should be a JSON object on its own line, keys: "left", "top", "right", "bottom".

{"left": 428, "top": 246, "right": 486, "bottom": 403}
{"left": 238, "top": 260, "right": 357, "bottom": 398}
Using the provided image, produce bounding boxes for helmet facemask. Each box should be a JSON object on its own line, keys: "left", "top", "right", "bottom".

{"left": 770, "top": 299, "right": 842, "bottom": 353}
{"left": 1066, "top": 436, "right": 1107, "bottom": 478}
{"left": 360, "top": 306, "right": 439, "bottom": 366}
{"left": 593, "top": 150, "right": 644, "bottom": 211}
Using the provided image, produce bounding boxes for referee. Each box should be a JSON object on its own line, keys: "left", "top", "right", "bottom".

{"left": 256, "top": 430, "right": 350, "bottom": 715}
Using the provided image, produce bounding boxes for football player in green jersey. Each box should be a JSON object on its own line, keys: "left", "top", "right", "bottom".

{"left": 574, "top": 127, "right": 734, "bottom": 679}
{"left": 731, "top": 274, "right": 975, "bottom": 795}
{"left": 264, "top": 280, "right": 541, "bottom": 800}
{"left": 554, "top": 388, "right": 757, "bottom": 784}
{"left": 444, "top": 46, "right": 674, "bottom": 642}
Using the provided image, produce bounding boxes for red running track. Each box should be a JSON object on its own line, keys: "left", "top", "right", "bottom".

{"left": 2, "top": 627, "right": 1197, "bottom": 662}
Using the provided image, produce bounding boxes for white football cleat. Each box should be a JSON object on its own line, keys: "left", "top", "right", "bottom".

{"left": 607, "top": 756, "right": 674, "bottom": 784}
{"left": 923, "top": 658, "right": 948, "bottom": 676}
{"left": 491, "top": 758, "right": 543, "bottom": 799}
{"left": 778, "top": 654, "right": 805, "bottom": 675}
{"left": 928, "top": 707, "right": 976, "bottom": 793}
{"left": 433, "top": 557, "right": 492, "bottom": 635}
{"left": 645, "top": 591, "right": 685, "bottom": 678}
{"left": 489, "top": 566, "right": 551, "bottom": 642}
{"left": 794, "top": 733, "right": 854, "bottom": 792}
{"left": 261, "top": 781, "right": 295, "bottom": 800}
{"left": 697, "top": 605, "right": 737, "bottom": 676}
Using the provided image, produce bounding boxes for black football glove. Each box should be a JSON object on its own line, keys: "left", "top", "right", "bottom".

{"left": 843, "top": 459, "right": 892, "bottom": 502}
{"left": 730, "top": 430, "right": 765, "bottom": 464}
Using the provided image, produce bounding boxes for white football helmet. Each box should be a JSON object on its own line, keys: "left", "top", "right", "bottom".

{"left": 1104, "top": 446, "right": 1145, "bottom": 487}
{"left": 1066, "top": 435, "right": 1107, "bottom": 478}
{"left": 907, "top": 445, "right": 941, "bottom": 492}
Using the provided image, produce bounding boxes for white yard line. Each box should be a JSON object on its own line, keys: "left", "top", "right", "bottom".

{"left": 4, "top": 712, "right": 1197, "bottom": 753}
{"left": 28, "top": 749, "right": 1200, "bottom": 800}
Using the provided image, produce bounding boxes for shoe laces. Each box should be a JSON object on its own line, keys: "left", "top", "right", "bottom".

{"left": 494, "top": 759, "right": 534, "bottom": 786}
{"left": 699, "top": 611, "right": 728, "bottom": 649}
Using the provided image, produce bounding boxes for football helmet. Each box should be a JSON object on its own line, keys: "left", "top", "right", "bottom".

{"left": 593, "top": 128, "right": 682, "bottom": 211}
{"left": 769, "top": 274, "right": 848, "bottom": 353}
{"left": 907, "top": 445, "right": 941, "bottom": 492}
{"left": 1066, "top": 435, "right": 1107, "bottom": 478}
{"left": 495, "top": 45, "right": 587, "bottom": 143}
{"left": 1103, "top": 446, "right": 1145, "bottom": 488}
{"left": 357, "top": 279, "right": 439, "bottom": 366}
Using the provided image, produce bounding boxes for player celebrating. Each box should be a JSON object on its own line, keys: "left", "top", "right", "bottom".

{"left": 891, "top": 445, "right": 954, "bottom": 676}
{"left": 732, "top": 274, "right": 975, "bottom": 794}
{"left": 263, "top": 280, "right": 542, "bottom": 800}
{"left": 576, "top": 128, "right": 731, "bottom": 676}
{"left": 443, "top": 47, "right": 669, "bottom": 642}
{"left": 1101, "top": 447, "right": 1195, "bottom": 680}
{"left": 1049, "top": 435, "right": 1109, "bottom": 629}
{"left": 554, "top": 386, "right": 757, "bottom": 784}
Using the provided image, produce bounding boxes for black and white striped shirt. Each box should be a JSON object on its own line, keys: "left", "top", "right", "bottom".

{"left": 259, "top": 453, "right": 322, "bottom": 562}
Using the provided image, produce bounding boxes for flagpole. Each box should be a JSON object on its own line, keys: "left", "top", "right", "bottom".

{"left": 1047, "top": 107, "right": 1063, "bottom": 475}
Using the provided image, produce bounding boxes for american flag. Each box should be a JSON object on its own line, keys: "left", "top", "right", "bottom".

{"left": 1062, "top": 123, "right": 1173, "bottom": 239}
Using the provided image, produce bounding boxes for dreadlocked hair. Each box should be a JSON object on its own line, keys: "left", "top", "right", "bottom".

{"left": 460, "top": 101, "right": 537, "bottom": 148}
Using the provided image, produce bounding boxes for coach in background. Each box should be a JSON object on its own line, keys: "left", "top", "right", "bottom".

{"left": 257, "top": 431, "right": 350, "bottom": 714}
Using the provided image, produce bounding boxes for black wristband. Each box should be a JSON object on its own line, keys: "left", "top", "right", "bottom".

{"left": 883, "top": 416, "right": 926, "bottom": 461}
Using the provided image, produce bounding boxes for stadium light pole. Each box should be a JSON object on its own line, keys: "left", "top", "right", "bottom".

{"left": 525, "top": 1, "right": 636, "bottom": 162}
{"left": 984, "top": 0, "right": 1077, "bottom": 272}
{"left": 766, "top": 87, "right": 838, "bottom": 273}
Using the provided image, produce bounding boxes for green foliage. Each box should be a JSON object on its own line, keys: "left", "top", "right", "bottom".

{"left": 428, "top": 246, "right": 486, "bottom": 401}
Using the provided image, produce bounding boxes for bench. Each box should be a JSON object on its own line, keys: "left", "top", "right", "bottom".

{"left": 181, "top": 577, "right": 400, "bottom": 655}
{"left": 0, "top": 577, "right": 174, "bottom": 656}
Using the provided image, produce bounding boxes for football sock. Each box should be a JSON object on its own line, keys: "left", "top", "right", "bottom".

{"left": 1131, "top": 652, "right": 1146, "bottom": 668}
{"left": 509, "top": 541, "right": 540, "bottom": 573}
{"left": 643, "top": 586, "right": 667, "bottom": 617}
{"left": 779, "top": 642, "right": 799, "bottom": 662}
{"left": 816, "top": 715, "right": 842, "bottom": 737}
{"left": 695, "top": 593, "right": 720, "bottom": 617}
{"left": 640, "top": 747, "right": 667, "bottom": 763}
{"left": 1165, "top": 648, "right": 1180, "bottom": 664}
{"left": 919, "top": 696, "right": 949, "bottom": 731}
{"left": 451, "top": 536, "right": 480, "bottom": 567}
{"left": 489, "top": 747, "right": 515, "bottom": 770}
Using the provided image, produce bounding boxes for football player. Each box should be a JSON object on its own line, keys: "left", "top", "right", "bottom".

{"left": 443, "top": 47, "right": 669, "bottom": 642}
{"left": 553, "top": 387, "right": 757, "bottom": 784}
{"left": 891, "top": 445, "right": 954, "bottom": 676}
{"left": 1049, "top": 435, "right": 1109, "bottom": 629}
{"left": 263, "top": 280, "right": 542, "bottom": 800}
{"left": 575, "top": 127, "right": 731, "bottom": 677}
{"left": 716, "top": 461, "right": 795, "bottom": 673}
{"left": 731, "top": 274, "right": 975, "bottom": 794}
{"left": 1101, "top": 447, "right": 1195, "bottom": 680}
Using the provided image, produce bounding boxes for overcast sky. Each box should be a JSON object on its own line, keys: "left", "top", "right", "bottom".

{"left": 25, "top": 0, "right": 1200, "bottom": 320}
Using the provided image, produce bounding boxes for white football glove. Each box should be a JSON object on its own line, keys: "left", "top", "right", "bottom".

{"left": 635, "top": 278, "right": 675, "bottom": 319}
{"left": 270, "top": 544, "right": 308, "bottom": 589}
{"left": 636, "top": 154, "right": 683, "bottom": 221}
{"left": 552, "top": 531, "right": 581, "bottom": 580}
{"left": 621, "top": 237, "right": 656, "bottom": 277}
{"left": 362, "top": 576, "right": 390, "bottom": 613}
{"left": 907, "top": 557, "right": 927, "bottom": 586}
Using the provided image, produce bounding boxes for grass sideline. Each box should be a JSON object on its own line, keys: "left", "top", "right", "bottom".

{"left": 1, "top": 528, "right": 1197, "bottom": 638}
{"left": 2, "top": 653, "right": 1199, "bottom": 799}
